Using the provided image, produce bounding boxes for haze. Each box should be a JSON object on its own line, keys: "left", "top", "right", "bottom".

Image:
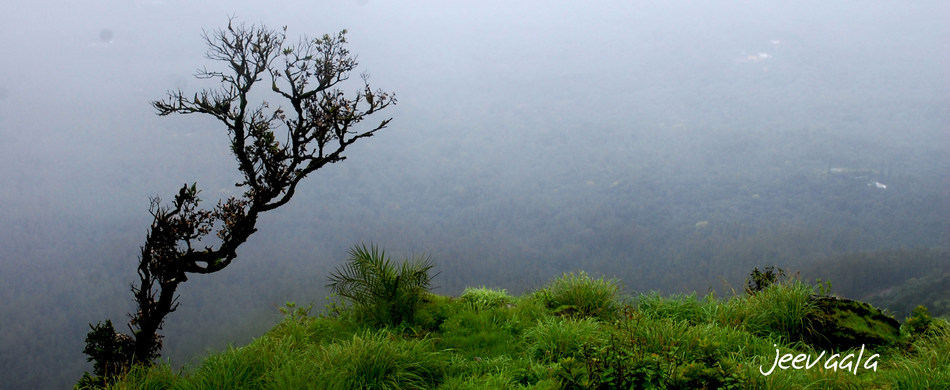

{"left": 0, "top": 1, "right": 947, "bottom": 388}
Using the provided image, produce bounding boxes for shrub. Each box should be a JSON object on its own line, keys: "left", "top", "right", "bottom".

{"left": 327, "top": 244, "right": 437, "bottom": 327}
{"left": 904, "top": 305, "right": 935, "bottom": 338}
{"left": 534, "top": 271, "right": 620, "bottom": 319}
{"left": 745, "top": 266, "right": 790, "bottom": 295}
{"left": 77, "top": 320, "right": 134, "bottom": 389}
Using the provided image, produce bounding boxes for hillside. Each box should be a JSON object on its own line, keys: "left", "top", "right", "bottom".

{"left": 90, "top": 271, "right": 949, "bottom": 389}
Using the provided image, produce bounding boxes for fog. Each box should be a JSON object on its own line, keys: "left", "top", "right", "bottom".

{"left": 1, "top": 1, "right": 948, "bottom": 388}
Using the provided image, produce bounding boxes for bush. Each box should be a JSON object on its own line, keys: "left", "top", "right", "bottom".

{"left": 534, "top": 271, "right": 620, "bottom": 319}
{"left": 77, "top": 320, "right": 134, "bottom": 389}
{"left": 327, "top": 244, "right": 437, "bottom": 327}
{"left": 904, "top": 305, "right": 936, "bottom": 338}
{"left": 745, "top": 266, "right": 789, "bottom": 295}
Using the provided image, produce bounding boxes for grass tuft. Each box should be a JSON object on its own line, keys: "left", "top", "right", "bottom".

{"left": 313, "top": 330, "right": 446, "bottom": 389}
{"left": 460, "top": 286, "right": 515, "bottom": 312}
{"left": 524, "top": 317, "right": 603, "bottom": 363}
{"left": 533, "top": 270, "right": 620, "bottom": 319}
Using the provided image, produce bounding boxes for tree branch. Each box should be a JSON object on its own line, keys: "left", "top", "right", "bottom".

{"left": 85, "top": 19, "right": 395, "bottom": 374}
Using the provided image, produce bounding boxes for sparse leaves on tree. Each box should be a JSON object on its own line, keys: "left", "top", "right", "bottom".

{"left": 81, "top": 18, "right": 393, "bottom": 385}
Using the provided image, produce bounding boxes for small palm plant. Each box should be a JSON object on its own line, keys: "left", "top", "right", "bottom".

{"left": 327, "top": 244, "right": 437, "bottom": 327}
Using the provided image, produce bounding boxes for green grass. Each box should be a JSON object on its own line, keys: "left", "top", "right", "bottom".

{"left": 532, "top": 270, "right": 620, "bottom": 319}
{"left": 524, "top": 317, "right": 602, "bottom": 363}
{"left": 743, "top": 280, "right": 819, "bottom": 343}
{"left": 103, "top": 273, "right": 950, "bottom": 389}
{"left": 437, "top": 303, "right": 522, "bottom": 358}
{"left": 459, "top": 286, "right": 515, "bottom": 312}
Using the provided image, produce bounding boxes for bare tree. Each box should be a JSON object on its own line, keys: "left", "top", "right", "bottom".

{"left": 82, "top": 19, "right": 394, "bottom": 380}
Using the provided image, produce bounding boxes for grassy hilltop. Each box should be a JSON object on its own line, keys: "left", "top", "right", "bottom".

{"left": 90, "top": 257, "right": 949, "bottom": 390}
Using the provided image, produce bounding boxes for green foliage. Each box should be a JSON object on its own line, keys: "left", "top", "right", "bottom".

{"left": 77, "top": 320, "right": 134, "bottom": 389}
{"left": 814, "top": 278, "right": 833, "bottom": 296}
{"left": 277, "top": 301, "right": 312, "bottom": 322}
{"left": 745, "top": 266, "right": 789, "bottom": 295}
{"left": 460, "top": 286, "right": 515, "bottom": 312}
{"left": 904, "top": 305, "right": 934, "bottom": 338}
{"left": 534, "top": 271, "right": 620, "bottom": 319}
{"left": 554, "top": 356, "right": 594, "bottom": 389}
{"left": 327, "top": 243, "right": 437, "bottom": 327}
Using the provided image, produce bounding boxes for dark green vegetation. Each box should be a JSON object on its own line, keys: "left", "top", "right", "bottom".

{"left": 100, "top": 265, "right": 950, "bottom": 389}
{"left": 805, "top": 296, "right": 901, "bottom": 350}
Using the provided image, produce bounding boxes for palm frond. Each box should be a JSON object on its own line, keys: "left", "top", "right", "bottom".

{"left": 326, "top": 243, "right": 436, "bottom": 326}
